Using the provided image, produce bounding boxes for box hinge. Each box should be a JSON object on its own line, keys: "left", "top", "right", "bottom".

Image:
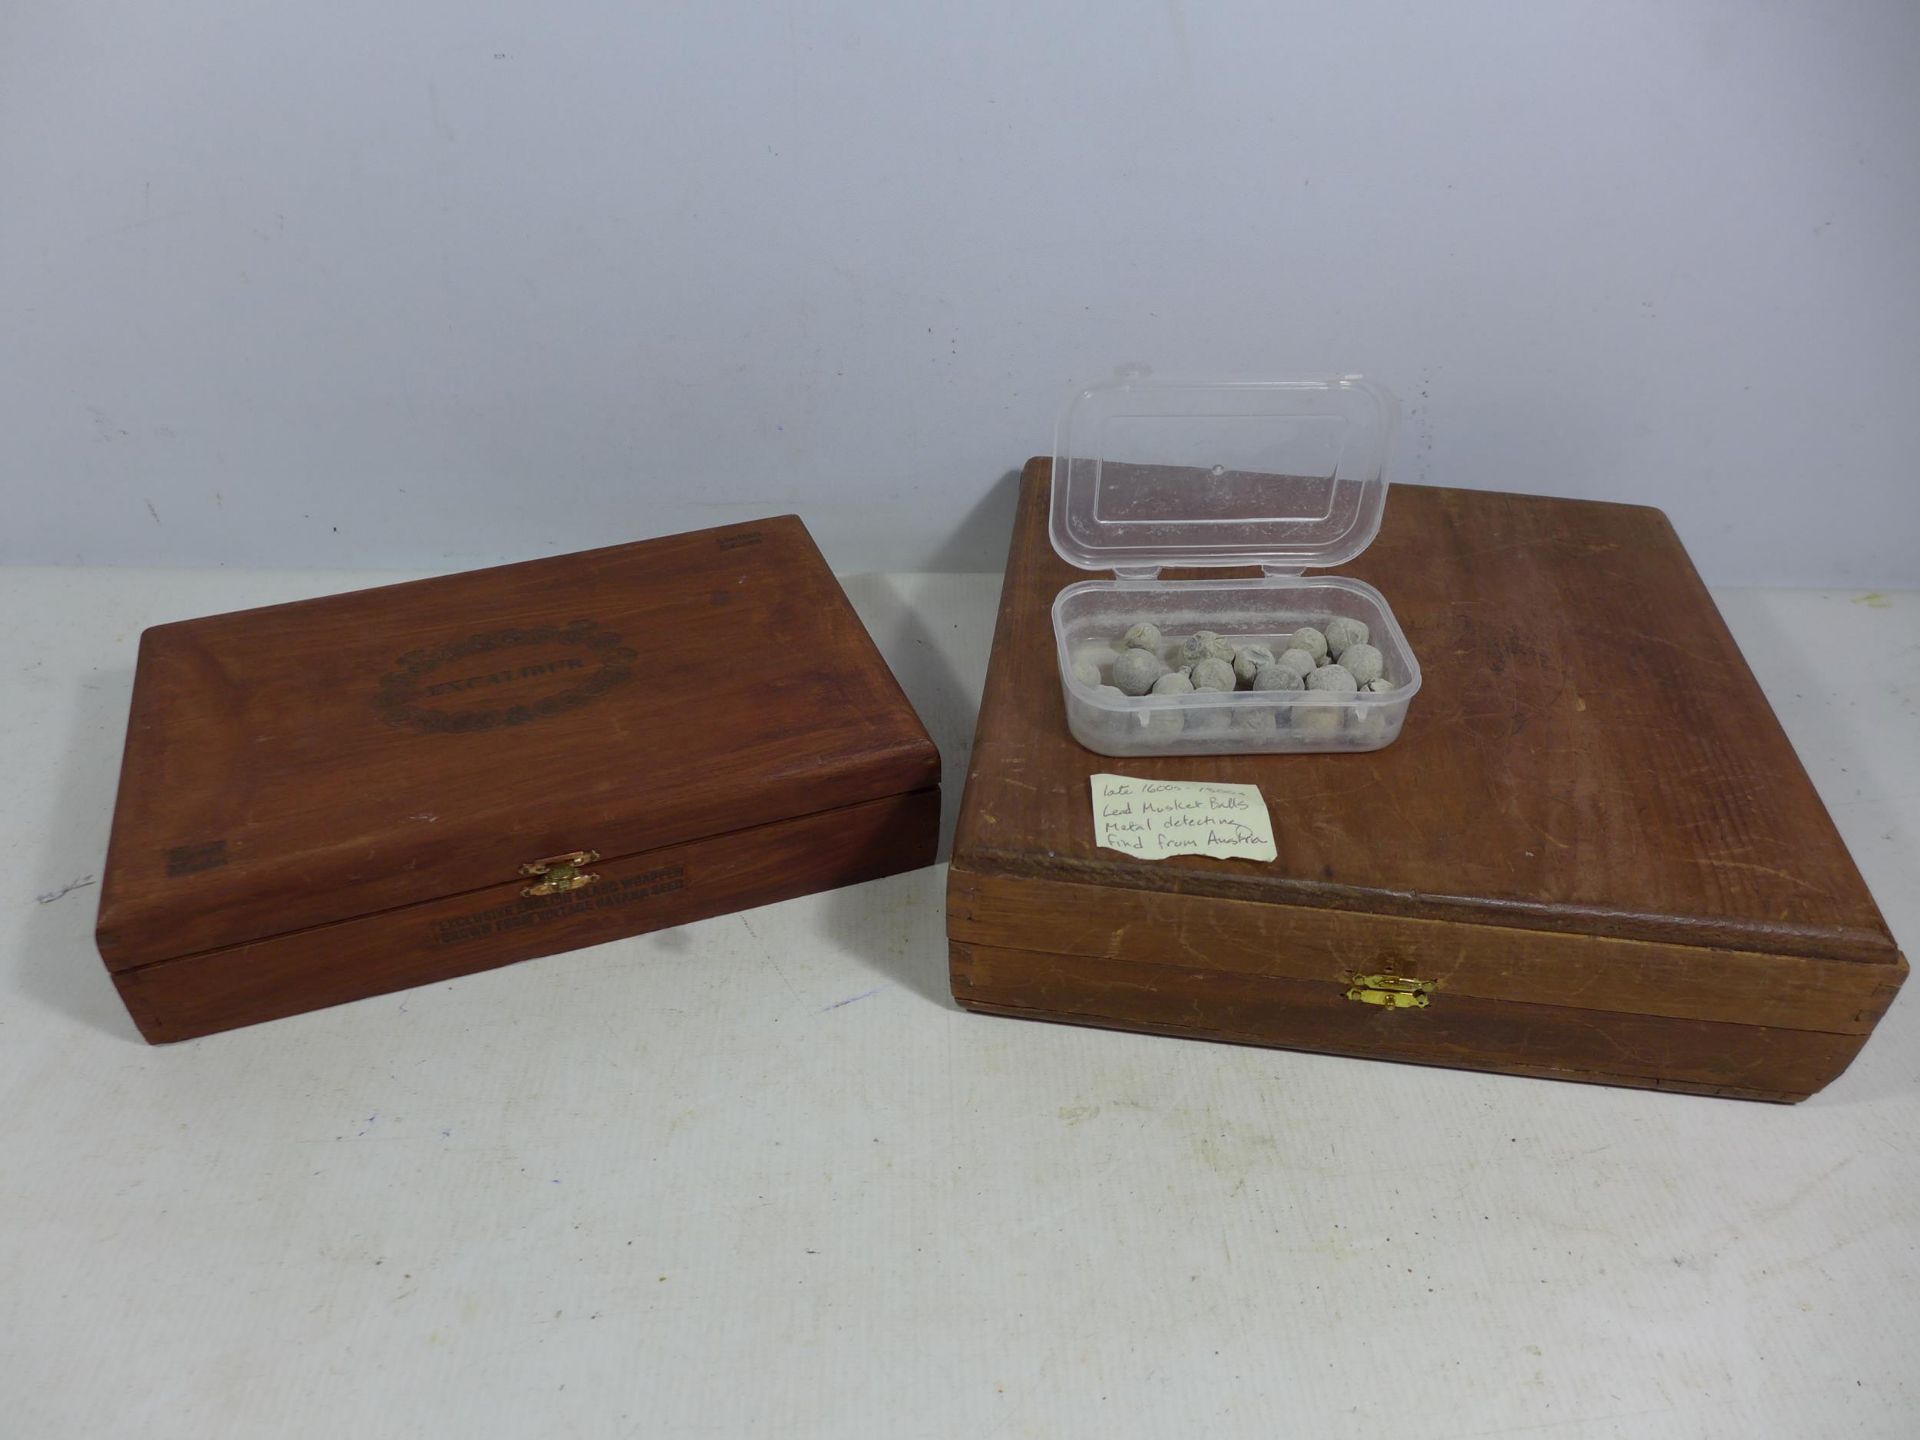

{"left": 519, "top": 850, "right": 602, "bottom": 897}
{"left": 1346, "top": 971, "right": 1435, "bottom": 1010}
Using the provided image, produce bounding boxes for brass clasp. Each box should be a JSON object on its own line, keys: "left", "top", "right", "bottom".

{"left": 519, "top": 850, "right": 602, "bottom": 897}
{"left": 1346, "top": 971, "right": 1435, "bottom": 1010}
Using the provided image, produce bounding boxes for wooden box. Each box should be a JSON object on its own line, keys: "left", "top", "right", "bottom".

{"left": 98, "top": 516, "right": 940, "bottom": 1042}
{"left": 947, "top": 461, "right": 1905, "bottom": 1101}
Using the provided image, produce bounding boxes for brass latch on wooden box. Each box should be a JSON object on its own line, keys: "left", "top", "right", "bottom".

{"left": 1346, "top": 971, "right": 1435, "bottom": 1009}
{"left": 520, "top": 850, "right": 602, "bottom": 898}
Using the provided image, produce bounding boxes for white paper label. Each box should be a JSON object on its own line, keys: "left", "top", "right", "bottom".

{"left": 1089, "top": 773, "right": 1277, "bottom": 863}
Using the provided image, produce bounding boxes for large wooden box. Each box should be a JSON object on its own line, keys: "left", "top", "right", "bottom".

{"left": 98, "top": 516, "right": 940, "bottom": 1042}
{"left": 947, "top": 461, "right": 1905, "bottom": 1101}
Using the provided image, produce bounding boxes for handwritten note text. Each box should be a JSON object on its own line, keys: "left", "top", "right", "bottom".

{"left": 1089, "top": 773, "right": 1277, "bottom": 862}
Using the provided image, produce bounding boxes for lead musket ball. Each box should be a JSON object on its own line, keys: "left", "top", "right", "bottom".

{"left": 1340, "top": 643, "right": 1384, "bottom": 686}
{"left": 1182, "top": 630, "right": 1236, "bottom": 665}
{"left": 1273, "top": 647, "right": 1317, "bottom": 678}
{"left": 1231, "top": 643, "right": 1276, "bottom": 687}
{"left": 1111, "top": 647, "right": 1168, "bottom": 696}
{"left": 1306, "top": 663, "right": 1358, "bottom": 693}
{"left": 1289, "top": 626, "right": 1329, "bottom": 663}
{"left": 1251, "top": 663, "right": 1305, "bottom": 692}
{"left": 1323, "top": 616, "right": 1370, "bottom": 658}
{"left": 1189, "top": 656, "right": 1236, "bottom": 693}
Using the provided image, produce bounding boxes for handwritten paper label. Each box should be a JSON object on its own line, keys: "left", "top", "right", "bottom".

{"left": 1089, "top": 773, "right": 1277, "bottom": 862}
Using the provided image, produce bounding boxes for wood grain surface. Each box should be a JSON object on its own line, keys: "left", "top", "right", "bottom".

{"left": 949, "top": 871, "right": 1903, "bottom": 1035}
{"left": 949, "top": 942, "right": 1860, "bottom": 1103}
{"left": 98, "top": 514, "right": 940, "bottom": 970}
{"left": 954, "top": 461, "right": 1896, "bottom": 961}
{"left": 946, "top": 460, "right": 1904, "bottom": 1097}
{"left": 119, "top": 789, "right": 938, "bottom": 1043}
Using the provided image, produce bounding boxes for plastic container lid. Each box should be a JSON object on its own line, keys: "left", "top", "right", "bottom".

{"left": 1049, "top": 369, "right": 1399, "bottom": 579}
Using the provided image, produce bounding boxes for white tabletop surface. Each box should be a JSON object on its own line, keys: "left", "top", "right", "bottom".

{"left": 2, "top": 566, "right": 1916, "bottom": 1440}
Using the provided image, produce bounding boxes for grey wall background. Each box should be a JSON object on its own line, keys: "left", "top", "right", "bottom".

{"left": 3, "top": 0, "right": 1916, "bottom": 585}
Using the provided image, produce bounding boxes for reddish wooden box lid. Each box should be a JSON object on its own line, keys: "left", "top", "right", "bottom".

{"left": 97, "top": 516, "right": 938, "bottom": 970}
{"left": 954, "top": 462, "right": 1898, "bottom": 967}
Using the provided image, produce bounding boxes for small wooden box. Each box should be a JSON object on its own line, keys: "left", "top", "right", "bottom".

{"left": 947, "top": 461, "right": 1905, "bottom": 1101}
{"left": 98, "top": 516, "right": 940, "bottom": 1042}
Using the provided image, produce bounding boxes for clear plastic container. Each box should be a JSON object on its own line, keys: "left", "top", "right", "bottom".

{"left": 1051, "top": 370, "right": 1420, "bottom": 756}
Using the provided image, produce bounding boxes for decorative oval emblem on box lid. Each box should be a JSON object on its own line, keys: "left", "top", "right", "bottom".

{"left": 375, "top": 619, "right": 638, "bottom": 733}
